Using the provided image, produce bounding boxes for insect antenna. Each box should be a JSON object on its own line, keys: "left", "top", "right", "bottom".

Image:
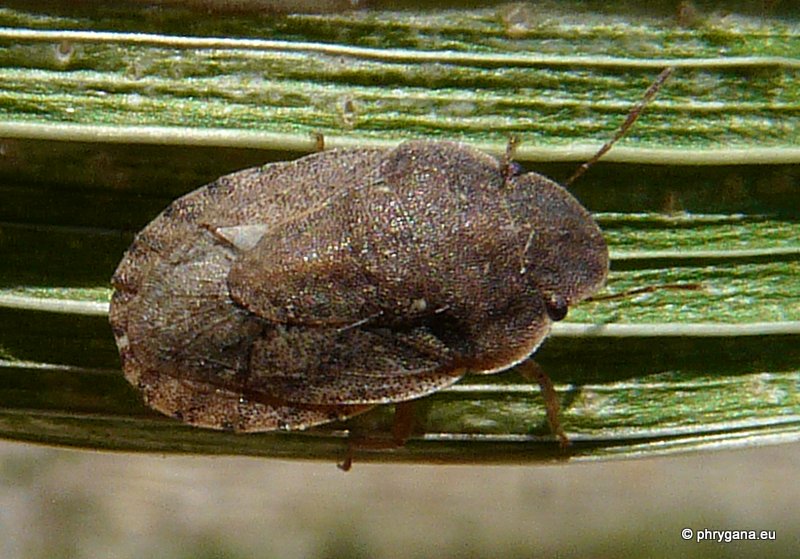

{"left": 586, "top": 282, "right": 702, "bottom": 303}
{"left": 564, "top": 67, "right": 675, "bottom": 187}
{"left": 501, "top": 134, "right": 521, "bottom": 183}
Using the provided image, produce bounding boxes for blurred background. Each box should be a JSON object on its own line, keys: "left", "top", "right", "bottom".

{"left": 2, "top": 440, "right": 797, "bottom": 558}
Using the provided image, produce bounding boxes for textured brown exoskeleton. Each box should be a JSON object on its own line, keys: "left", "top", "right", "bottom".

{"left": 110, "top": 69, "right": 672, "bottom": 461}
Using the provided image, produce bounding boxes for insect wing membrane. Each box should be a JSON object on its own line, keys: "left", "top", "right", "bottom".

{"left": 111, "top": 150, "right": 382, "bottom": 431}
{"left": 111, "top": 147, "right": 466, "bottom": 431}
{"left": 244, "top": 325, "right": 464, "bottom": 405}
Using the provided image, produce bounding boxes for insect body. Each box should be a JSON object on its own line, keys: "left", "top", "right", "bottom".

{"left": 110, "top": 140, "right": 608, "bottom": 432}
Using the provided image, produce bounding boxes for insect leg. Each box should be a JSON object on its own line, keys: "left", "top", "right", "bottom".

{"left": 337, "top": 401, "right": 417, "bottom": 471}
{"left": 517, "top": 360, "right": 569, "bottom": 448}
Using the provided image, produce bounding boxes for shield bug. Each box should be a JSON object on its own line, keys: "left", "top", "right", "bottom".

{"left": 110, "top": 68, "right": 673, "bottom": 455}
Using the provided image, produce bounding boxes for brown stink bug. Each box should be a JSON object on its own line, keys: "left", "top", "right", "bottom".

{"left": 109, "top": 69, "right": 672, "bottom": 459}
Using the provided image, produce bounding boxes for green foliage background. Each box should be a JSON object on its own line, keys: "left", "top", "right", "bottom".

{"left": 0, "top": 0, "right": 797, "bottom": 465}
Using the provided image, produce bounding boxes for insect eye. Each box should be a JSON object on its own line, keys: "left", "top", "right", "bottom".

{"left": 544, "top": 294, "right": 568, "bottom": 322}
